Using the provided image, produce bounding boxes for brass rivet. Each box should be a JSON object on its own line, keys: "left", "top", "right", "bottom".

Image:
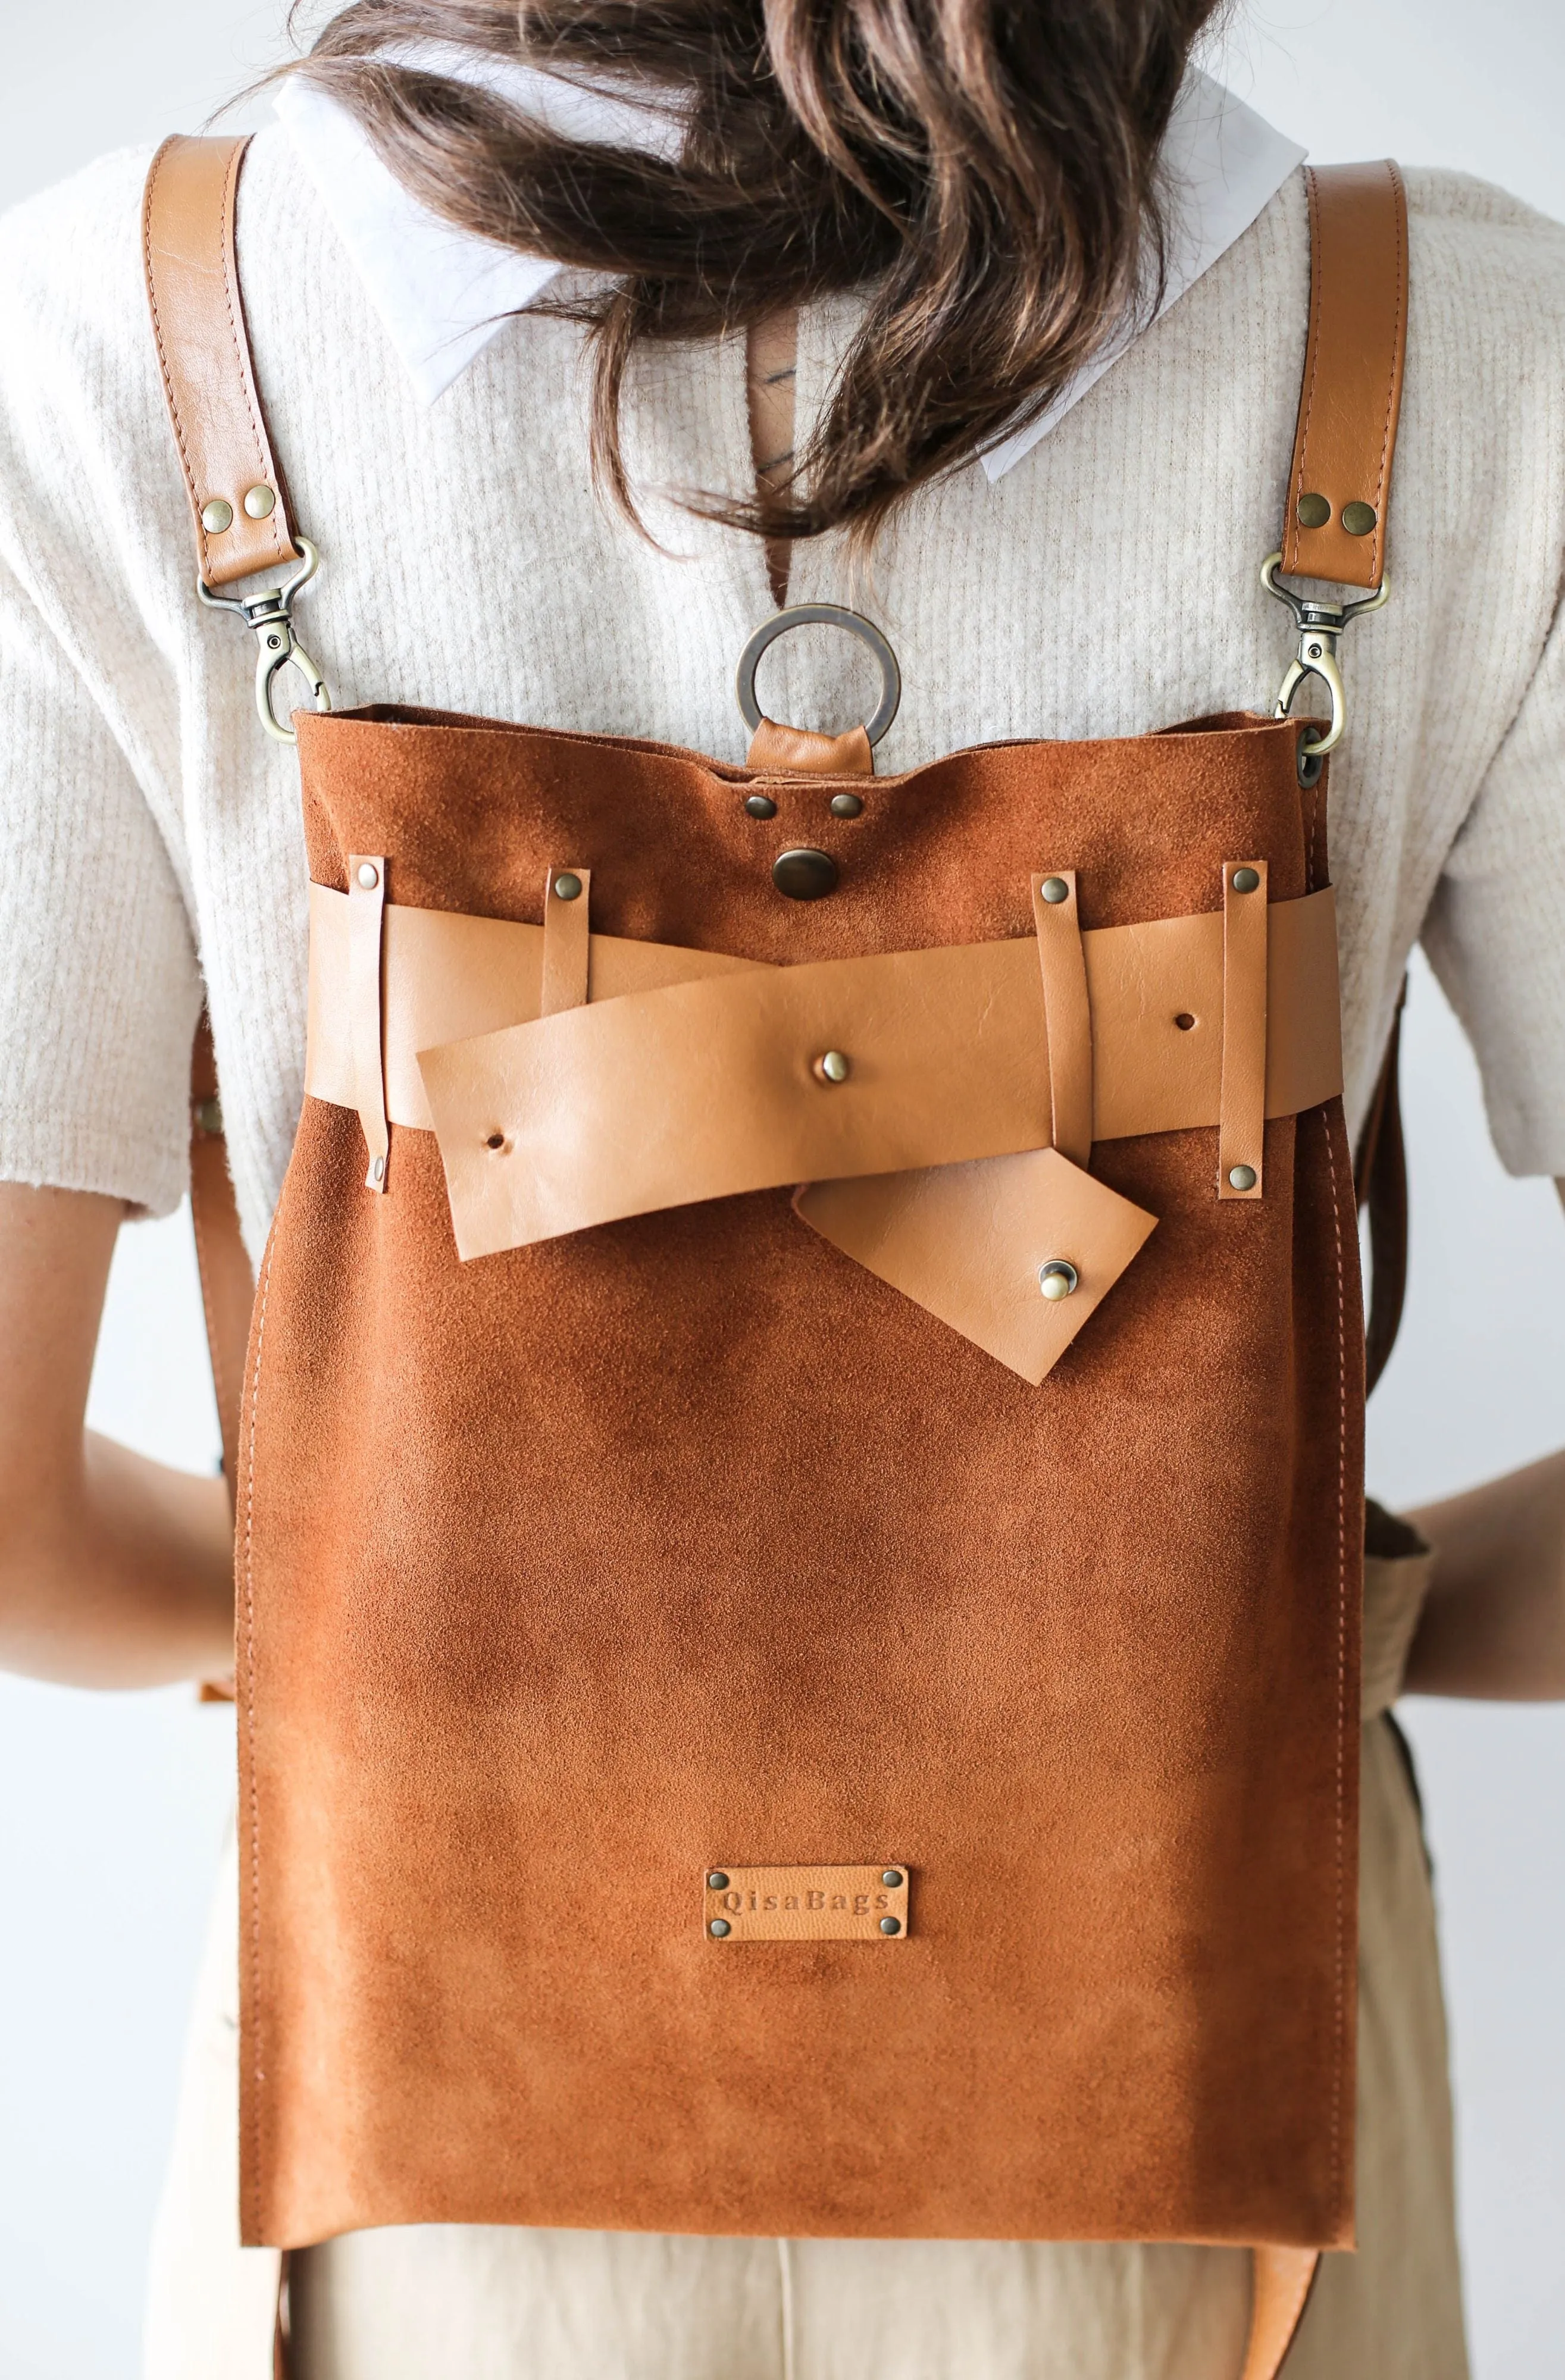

{"left": 1232, "top": 866, "right": 1261, "bottom": 894}
{"left": 1342, "top": 500, "right": 1378, "bottom": 538}
{"left": 356, "top": 862, "right": 380, "bottom": 889}
{"left": 773, "top": 847, "right": 838, "bottom": 900}
{"left": 710, "top": 1919, "right": 732, "bottom": 1938}
{"left": 194, "top": 1095, "right": 224, "bottom": 1138}
{"left": 745, "top": 794, "right": 778, "bottom": 819}
{"left": 1228, "top": 1164, "right": 1258, "bottom": 1192}
{"left": 881, "top": 1869, "right": 903, "bottom": 1889}
{"left": 243, "top": 483, "right": 277, "bottom": 519}
{"left": 879, "top": 1916, "right": 902, "bottom": 1936}
{"left": 707, "top": 1872, "right": 730, "bottom": 1890}
{"left": 829, "top": 792, "right": 863, "bottom": 818}
{"left": 1038, "top": 1260, "right": 1079, "bottom": 1302}
{"left": 1041, "top": 876, "right": 1070, "bottom": 906}
{"left": 1296, "top": 492, "right": 1332, "bottom": 530}
{"left": 553, "top": 872, "right": 583, "bottom": 901}
{"left": 814, "top": 1050, "right": 850, "bottom": 1085}
{"left": 201, "top": 498, "right": 234, "bottom": 534}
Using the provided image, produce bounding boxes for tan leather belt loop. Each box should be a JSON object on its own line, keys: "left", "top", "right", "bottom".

{"left": 1281, "top": 161, "right": 1408, "bottom": 591}
{"left": 745, "top": 720, "right": 875, "bottom": 776}
{"left": 1241, "top": 2246, "right": 1320, "bottom": 2380}
{"left": 541, "top": 867, "right": 592, "bottom": 1014}
{"left": 348, "top": 856, "right": 390, "bottom": 1192}
{"left": 142, "top": 134, "right": 302, "bottom": 589}
{"left": 1219, "top": 862, "right": 1269, "bottom": 1201}
{"left": 1031, "top": 870, "right": 1093, "bottom": 1170}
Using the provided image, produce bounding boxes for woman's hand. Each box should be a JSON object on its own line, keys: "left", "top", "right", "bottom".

{"left": 0, "top": 1182, "right": 233, "bottom": 1687}
{"left": 1406, "top": 1447, "right": 1565, "bottom": 1701}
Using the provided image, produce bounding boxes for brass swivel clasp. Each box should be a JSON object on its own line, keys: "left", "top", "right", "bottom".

{"left": 1261, "top": 552, "right": 1390, "bottom": 760}
{"left": 196, "top": 537, "right": 332, "bottom": 744}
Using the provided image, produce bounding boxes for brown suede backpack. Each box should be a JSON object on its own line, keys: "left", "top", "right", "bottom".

{"left": 149, "top": 134, "right": 1410, "bottom": 2380}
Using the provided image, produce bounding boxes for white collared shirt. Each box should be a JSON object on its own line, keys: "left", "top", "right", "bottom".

{"left": 274, "top": 61, "right": 1304, "bottom": 476}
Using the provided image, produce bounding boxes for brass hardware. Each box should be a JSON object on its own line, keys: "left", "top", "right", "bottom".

{"left": 370, "top": 1155, "right": 386, "bottom": 1185}
{"left": 243, "top": 483, "right": 277, "bottom": 519}
{"left": 707, "top": 1872, "right": 730, "bottom": 1890}
{"left": 1232, "top": 867, "right": 1261, "bottom": 895}
{"left": 881, "top": 1870, "right": 903, "bottom": 1888}
{"left": 735, "top": 602, "right": 902, "bottom": 747}
{"left": 1296, "top": 493, "right": 1332, "bottom": 530}
{"left": 879, "top": 1916, "right": 902, "bottom": 1936}
{"left": 1261, "top": 550, "right": 1391, "bottom": 760}
{"left": 709, "top": 1919, "right": 732, "bottom": 1938}
{"left": 745, "top": 794, "right": 778, "bottom": 819}
{"left": 201, "top": 497, "right": 234, "bottom": 534}
{"left": 553, "top": 872, "right": 583, "bottom": 902}
{"left": 1342, "top": 500, "right": 1378, "bottom": 537}
{"left": 196, "top": 536, "right": 332, "bottom": 744}
{"left": 356, "top": 862, "right": 380, "bottom": 890}
{"left": 1038, "top": 1260, "right": 1079, "bottom": 1301}
{"left": 1041, "top": 876, "right": 1070, "bottom": 906}
{"left": 830, "top": 793, "right": 863, "bottom": 818}
{"left": 814, "top": 1051, "right": 850, "bottom": 1085}
{"left": 1228, "top": 1165, "right": 1258, "bottom": 1193}
{"left": 773, "top": 847, "right": 838, "bottom": 900}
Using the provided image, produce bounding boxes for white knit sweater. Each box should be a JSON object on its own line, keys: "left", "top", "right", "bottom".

{"left": 0, "top": 134, "right": 1563, "bottom": 1255}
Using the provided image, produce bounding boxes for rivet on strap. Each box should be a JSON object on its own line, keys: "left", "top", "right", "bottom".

{"left": 348, "top": 856, "right": 390, "bottom": 1193}
{"left": 541, "top": 867, "right": 593, "bottom": 1016}
{"left": 1030, "top": 870, "right": 1094, "bottom": 1170}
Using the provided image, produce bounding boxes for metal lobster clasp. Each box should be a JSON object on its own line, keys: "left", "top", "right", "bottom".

{"left": 196, "top": 537, "right": 332, "bottom": 744}
{"left": 1261, "top": 552, "right": 1389, "bottom": 759}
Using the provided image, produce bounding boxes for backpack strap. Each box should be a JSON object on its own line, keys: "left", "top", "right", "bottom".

{"left": 1282, "top": 161, "right": 1408, "bottom": 593}
{"left": 143, "top": 134, "right": 301, "bottom": 588}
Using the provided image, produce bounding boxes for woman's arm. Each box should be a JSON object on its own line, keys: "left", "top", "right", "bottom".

{"left": 0, "top": 1181, "right": 233, "bottom": 1687}
{"left": 1404, "top": 1448, "right": 1565, "bottom": 1700}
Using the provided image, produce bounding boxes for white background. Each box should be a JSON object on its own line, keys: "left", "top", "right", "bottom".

{"left": 1, "top": 3, "right": 1563, "bottom": 2373}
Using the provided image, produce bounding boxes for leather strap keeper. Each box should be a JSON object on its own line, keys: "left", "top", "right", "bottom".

{"left": 303, "top": 884, "right": 1342, "bottom": 1260}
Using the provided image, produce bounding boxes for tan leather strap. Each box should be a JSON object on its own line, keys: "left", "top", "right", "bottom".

{"left": 541, "top": 866, "right": 593, "bottom": 1015}
{"left": 745, "top": 719, "right": 875, "bottom": 775}
{"left": 1242, "top": 2246, "right": 1320, "bottom": 2380}
{"left": 1031, "top": 870, "right": 1093, "bottom": 1169}
{"left": 306, "top": 881, "right": 1342, "bottom": 1145}
{"left": 348, "top": 856, "right": 390, "bottom": 1192}
{"left": 1356, "top": 983, "right": 1408, "bottom": 1395}
{"left": 143, "top": 134, "right": 301, "bottom": 589}
{"left": 1218, "top": 861, "right": 1269, "bottom": 1200}
{"left": 1281, "top": 161, "right": 1408, "bottom": 591}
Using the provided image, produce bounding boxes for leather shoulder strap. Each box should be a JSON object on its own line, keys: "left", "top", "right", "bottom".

{"left": 1282, "top": 160, "right": 1408, "bottom": 591}
{"left": 143, "top": 134, "right": 301, "bottom": 589}
{"left": 189, "top": 1013, "right": 255, "bottom": 1498}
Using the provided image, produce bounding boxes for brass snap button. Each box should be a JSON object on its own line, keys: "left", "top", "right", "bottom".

{"left": 1038, "top": 1260, "right": 1079, "bottom": 1301}
{"left": 773, "top": 847, "right": 838, "bottom": 900}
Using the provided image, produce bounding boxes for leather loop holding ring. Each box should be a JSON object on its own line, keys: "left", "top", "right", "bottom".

{"left": 735, "top": 603, "right": 902, "bottom": 746}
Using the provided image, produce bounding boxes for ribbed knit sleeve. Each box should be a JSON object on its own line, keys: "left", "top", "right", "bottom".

{"left": 0, "top": 549, "right": 201, "bottom": 1212}
{"left": 1423, "top": 574, "right": 1565, "bottom": 1177}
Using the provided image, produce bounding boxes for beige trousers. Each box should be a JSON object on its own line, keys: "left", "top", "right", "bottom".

{"left": 145, "top": 1546, "right": 1466, "bottom": 2380}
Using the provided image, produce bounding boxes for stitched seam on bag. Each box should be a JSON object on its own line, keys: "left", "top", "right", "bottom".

{"left": 240, "top": 1238, "right": 274, "bottom": 2241}
{"left": 1322, "top": 1106, "right": 1350, "bottom": 2229}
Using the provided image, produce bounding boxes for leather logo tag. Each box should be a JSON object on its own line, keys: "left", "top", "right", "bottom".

{"left": 704, "top": 1865, "right": 910, "bottom": 1941}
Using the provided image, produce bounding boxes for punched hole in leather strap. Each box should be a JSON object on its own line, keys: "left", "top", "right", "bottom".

{"left": 348, "top": 856, "right": 390, "bottom": 1192}
{"left": 541, "top": 867, "right": 591, "bottom": 1016}
{"left": 1219, "top": 862, "right": 1269, "bottom": 1201}
{"left": 1031, "top": 871, "right": 1093, "bottom": 1169}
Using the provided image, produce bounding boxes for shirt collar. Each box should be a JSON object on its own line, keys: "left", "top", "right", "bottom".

{"left": 276, "top": 61, "right": 1303, "bottom": 482}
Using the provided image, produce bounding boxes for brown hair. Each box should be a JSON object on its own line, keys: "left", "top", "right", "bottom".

{"left": 290, "top": 1, "right": 1225, "bottom": 544}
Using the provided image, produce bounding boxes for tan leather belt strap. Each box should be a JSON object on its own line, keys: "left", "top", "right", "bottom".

{"left": 1219, "top": 862, "right": 1269, "bottom": 1200}
{"left": 1281, "top": 160, "right": 1408, "bottom": 591}
{"left": 1031, "top": 870, "right": 1093, "bottom": 1169}
{"left": 1242, "top": 2246, "right": 1320, "bottom": 2380}
{"left": 348, "top": 856, "right": 390, "bottom": 1192}
{"left": 143, "top": 134, "right": 302, "bottom": 589}
{"left": 188, "top": 1013, "right": 254, "bottom": 1494}
{"left": 541, "top": 867, "right": 592, "bottom": 1015}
